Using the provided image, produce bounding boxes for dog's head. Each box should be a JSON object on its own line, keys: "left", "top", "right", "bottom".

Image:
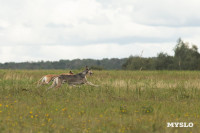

{"left": 69, "top": 70, "right": 74, "bottom": 75}
{"left": 85, "top": 66, "right": 93, "bottom": 75}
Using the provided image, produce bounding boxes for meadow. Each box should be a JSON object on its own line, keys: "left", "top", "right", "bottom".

{"left": 0, "top": 69, "right": 200, "bottom": 133}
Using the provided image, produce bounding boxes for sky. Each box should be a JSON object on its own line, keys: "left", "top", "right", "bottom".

{"left": 1, "top": 0, "right": 200, "bottom": 63}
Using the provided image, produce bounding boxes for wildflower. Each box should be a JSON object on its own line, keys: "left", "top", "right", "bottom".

{"left": 99, "top": 114, "right": 103, "bottom": 118}
{"left": 184, "top": 113, "right": 189, "bottom": 117}
{"left": 62, "top": 108, "right": 67, "bottom": 111}
{"left": 0, "top": 111, "right": 2, "bottom": 113}
{"left": 31, "top": 115, "right": 34, "bottom": 118}
{"left": 48, "top": 118, "right": 52, "bottom": 122}
{"left": 5, "top": 105, "right": 8, "bottom": 108}
{"left": 29, "top": 111, "right": 33, "bottom": 114}
{"left": 0, "top": 104, "right": 2, "bottom": 107}
{"left": 120, "top": 106, "right": 127, "bottom": 114}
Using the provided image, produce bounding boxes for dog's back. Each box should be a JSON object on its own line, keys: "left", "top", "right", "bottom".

{"left": 61, "top": 70, "right": 74, "bottom": 75}
{"left": 59, "top": 73, "right": 86, "bottom": 85}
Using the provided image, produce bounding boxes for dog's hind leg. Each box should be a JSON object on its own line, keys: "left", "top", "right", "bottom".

{"left": 47, "top": 78, "right": 58, "bottom": 90}
{"left": 54, "top": 78, "right": 62, "bottom": 89}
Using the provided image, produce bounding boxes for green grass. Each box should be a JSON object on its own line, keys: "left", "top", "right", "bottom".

{"left": 0, "top": 70, "right": 200, "bottom": 133}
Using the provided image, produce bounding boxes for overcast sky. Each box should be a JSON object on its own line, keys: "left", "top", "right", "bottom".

{"left": 1, "top": 0, "right": 200, "bottom": 63}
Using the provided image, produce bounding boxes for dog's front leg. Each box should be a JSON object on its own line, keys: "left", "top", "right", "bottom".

{"left": 86, "top": 81, "right": 99, "bottom": 87}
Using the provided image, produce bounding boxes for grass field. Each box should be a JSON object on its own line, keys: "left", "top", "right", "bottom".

{"left": 0, "top": 70, "right": 200, "bottom": 133}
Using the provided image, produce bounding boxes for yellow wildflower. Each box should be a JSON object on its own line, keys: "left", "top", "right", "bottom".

{"left": 62, "top": 108, "right": 67, "bottom": 111}
{"left": 48, "top": 118, "right": 52, "bottom": 122}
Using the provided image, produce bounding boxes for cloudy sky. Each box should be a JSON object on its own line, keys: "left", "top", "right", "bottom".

{"left": 1, "top": 0, "right": 200, "bottom": 63}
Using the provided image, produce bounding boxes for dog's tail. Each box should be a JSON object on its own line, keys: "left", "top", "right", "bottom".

{"left": 36, "top": 76, "right": 45, "bottom": 87}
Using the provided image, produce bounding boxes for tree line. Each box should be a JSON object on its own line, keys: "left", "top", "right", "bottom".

{"left": 0, "top": 58, "right": 127, "bottom": 70}
{"left": 1, "top": 38, "right": 200, "bottom": 70}
{"left": 123, "top": 38, "right": 200, "bottom": 70}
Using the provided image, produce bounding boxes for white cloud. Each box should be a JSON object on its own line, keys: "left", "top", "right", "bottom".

{"left": 132, "top": 0, "right": 200, "bottom": 27}
{"left": 0, "top": 0, "right": 200, "bottom": 62}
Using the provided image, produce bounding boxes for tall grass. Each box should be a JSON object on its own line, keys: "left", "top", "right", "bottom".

{"left": 0, "top": 70, "right": 200, "bottom": 132}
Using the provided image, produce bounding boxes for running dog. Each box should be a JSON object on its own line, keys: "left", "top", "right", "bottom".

{"left": 37, "top": 70, "right": 74, "bottom": 87}
{"left": 48, "top": 66, "right": 98, "bottom": 89}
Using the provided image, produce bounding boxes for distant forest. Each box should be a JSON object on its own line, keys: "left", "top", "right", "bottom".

{"left": 0, "top": 58, "right": 127, "bottom": 70}
{"left": 1, "top": 38, "right": 200, "bottom": 70}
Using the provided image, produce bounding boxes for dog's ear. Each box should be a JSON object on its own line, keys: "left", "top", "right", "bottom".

{"left": 69, "top": 70, "right": 73, "bottom": 74}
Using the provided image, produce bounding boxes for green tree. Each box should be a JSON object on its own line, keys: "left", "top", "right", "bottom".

{"left": 155, "top": 52, "right": 174, "bottom": 70}
{"left": 174, "top": 38, "right": 200, "bottom": 70}
{"left": 122, "top": 56, "right": 155, "bottom": 70}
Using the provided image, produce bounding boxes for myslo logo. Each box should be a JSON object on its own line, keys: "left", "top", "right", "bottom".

{"left": 167, "top": 122, "right": 193, "bottom": 127}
